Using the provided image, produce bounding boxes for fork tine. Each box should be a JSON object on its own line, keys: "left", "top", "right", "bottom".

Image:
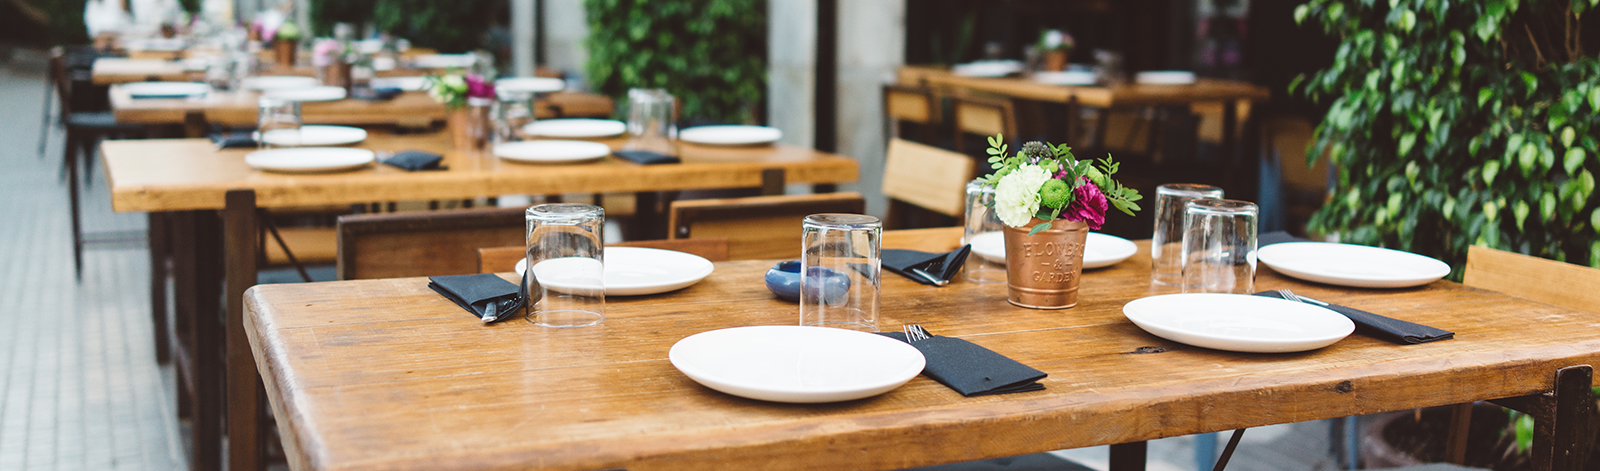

{"left": 913, "top": 324, "right": 930, "bottom": 341}
{"left": 902, "top": 324, "right": 912, "bottom": 340}
{"left": 1276, "top": 288, "right": 1300, "bottom": 302}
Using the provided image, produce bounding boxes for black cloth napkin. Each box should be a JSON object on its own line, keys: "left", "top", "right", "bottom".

{"left": 211, "top": 133, "right": 257, "bottom": 149}
{"left": 1258, "top": 230, "right": 1304, "bottom": 247}
{"left": 1253, "top": 290, "right": 1454, "bottom": 344}
{"left": 879, "top": 331, "right": 1046, "bottom": 396}
{"left": 428, "top": 273, "right": 523, "bottom": 323}
{"left": 352, "top": 87, "right": 403, "bottom": 101}
{"left": 882, "top": 245, "right": 972, "bottom": 286}
{"left": 381, "top": 150, "right": 446, "bottom": 171}
{"left": 613, "top": 150, "right": 681, "bottom": 165}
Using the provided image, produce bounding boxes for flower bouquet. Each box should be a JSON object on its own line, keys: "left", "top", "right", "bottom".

{"left": 428, "top": 73, "right": 496, "bottom": 149}
{"left": 981, "top": 134, "right": 1140, "bottom": 308}
{"left": 1036, "top": 29, "right": 1074, "bottom": 71}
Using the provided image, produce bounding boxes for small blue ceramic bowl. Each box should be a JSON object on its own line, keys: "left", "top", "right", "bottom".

{"left": 764, "top": 261, "right": 851, "bottom": 303}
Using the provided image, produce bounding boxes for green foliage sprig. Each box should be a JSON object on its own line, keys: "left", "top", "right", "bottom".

{"left": 583, "top": 0, "right": 766, "bottom": 123}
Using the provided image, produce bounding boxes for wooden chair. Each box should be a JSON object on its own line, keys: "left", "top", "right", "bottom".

{"left": 336, "top": 207, "right": 527, "bottom": 280}
{"left": 667, "top": 193, "right": 866, "bottom": 260}
{"left": 881, "top": 138, "right": 976, "bottom": 230}
{"left": 476, "top": 238, "right": 732, "bottom": 274}
{"left": 951, "top": 94, "right": 1016, "bottom": 159}
{"left": 883, "top": 84, "right": 940, "bottom": 145}
{"left": 52, "top": 47, "right": 146, "bottom": 279}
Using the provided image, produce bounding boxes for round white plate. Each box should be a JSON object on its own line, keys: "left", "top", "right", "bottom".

{"left": 524, "top": 119, "right": 627, "bottom": 138}
{"left": 1135, "top": 70, "right": 1197, "bottom": 85}
{"left": 371, "top": 56, "right": 397, "bottom": 72}
{"left": 1258, "top": 242, "right": 1452, "bottom": 288}
{"left": 495, "top": 77, "right": 565, "bottom": 94}
{"left": 967, "top": 231, "right": 1137, "bottom": 269}
{"left": 258, "top": 126, "right": 368, "bottom": 147}
{"left": 516, "top": 247, "right": 716, "bottom": 296}
{"left": 240, "top": 75, "right": 320, "bottom": 91}
{"left": 243, "top": 147, "right": 375, "bottom": 173}
{"left": 951, "top": 60, "right": 1024, "bottom": 77}
{"left": 410, "top": 53, "right": 477, "bottom": 69}
{"left": 1033, "top": 70, "right": 1097, "bottom": 86}
{"left": 1123, "top": 293, "right": 1355, "bottom": 353}
{"left": 262, "top": 86, "right": 347, "bottom": 102}
{"left": 669, "top": 325, "right": 926, "bottom": 403}
{"left": 369, "top": 76, "right": 429, "bottom": 91}
{"left": 678, "top": 125, "right": 783, "bottom": 146}
{"left": 122, "top": 82, "right": 209, "bottom": 98}
{"left": 493, "top": 140, "right": 612, "bottom": 163}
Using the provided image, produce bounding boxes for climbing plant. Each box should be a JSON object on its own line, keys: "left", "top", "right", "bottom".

{"left": 583, "top": 0, "right": 766, "bottom": 123}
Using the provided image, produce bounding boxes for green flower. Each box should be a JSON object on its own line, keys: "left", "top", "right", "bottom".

{"left": 1040, "top": 179, "right": 1071, "bottom": 208}
{"left": 1020, "top": 141, "right": 1054, "bottom": 161}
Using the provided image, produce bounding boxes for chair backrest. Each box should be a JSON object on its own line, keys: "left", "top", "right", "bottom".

{"left": 47, "top": 47, "right": 74, "bottom": 119}
{"left": 336, "top": 207, "right": 527, "bottom": 280}
{"left": 883, "top": 84, "right": 939, "bottom": 142}
{"left": 668, "top": 192, "right": 867, "bottom": 260}
{"left": 1261, "top": 116, "right": 1330, "bottom": 196}
{"left": 882, "top": 138, "right": 975, "bottom": 219}
{"left": 1463, "top": 245, "right": 1600, "bottom": 314}
{"left": 475, "top": 238, "right": 732, "bottom": 274}
{"left": 952, "top": 94, "right": 1016, "bottom": 153}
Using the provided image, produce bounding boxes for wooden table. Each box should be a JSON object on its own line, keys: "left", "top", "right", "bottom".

{"left": 244, "top": 227, "right": 1597, "bottom": 471}
{"left": 109, "top": 87, "right": 615, "bottom": 133}
{"left": 102, "top": 133, "right": 859, "bottom": 471}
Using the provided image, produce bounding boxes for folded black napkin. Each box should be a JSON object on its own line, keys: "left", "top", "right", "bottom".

{"left": 428, "top": 273, "right": 524, "bottom": 323}
{"left": 352, "top": 87, "right": 403, "bottom": 101}
{"left": 1253, "top": 290, "right": 1454, "bottom": 344}
{"left": 381, "top": 150, "right": 446, "bottom": 171}
{"left": 1258, "top": 230, "right": 1304, "bottom": 247}
{"left": 880, "top": 331, "right": 1046, "bottom": 396}
{"left": 882, "top": 245, "right": 972, "bottom": 286}
{"left": 613, "top": 150, "right": 681, "bottom": 165}
{"left": 211, "top": 133, "right": 258, "bottom": 149}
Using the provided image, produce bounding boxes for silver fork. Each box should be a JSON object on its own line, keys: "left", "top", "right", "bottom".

{"left": 1276, "top": 288, "right": 1332, "bottom": 307}
{"left": 903, "top": 324, "right": 931, "bottom": 342}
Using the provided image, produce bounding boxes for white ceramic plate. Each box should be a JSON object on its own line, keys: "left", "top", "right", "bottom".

{"left": 495, "top": 77, "right": 565, "bottom": 94}
{"left": 669, "top": 326, "right": 926, "bottom": 403}
{"left": 122, "top": 82, "right": 209, "bottom": 98}
{"left": 515, "top": 247, "right": 716, "bottom": 296}
{"left": 524, "top": 119, "right": 627, "bottom": 138}
{"left": 951, "top": 60, "right": 1024, "bottom": 77}
{"left": 369, "top": 76, "right": 429, "bottom": 91}
{"left": 1033, "top": 70, "right": 1097, "bottom": 86}
{"left": 262, "top": 86, "right": 347, "bottom": 102}
{"left": 410, "top": 53, "right": 477, "bottom": 69}
{"left": 1123, "top": 293, "right": 1356, "bottom": 353}
{"left": 258, "top": 126, "right": 368, "bottom": 147}
{"left": 678, "top": 125, "right": 783, "bottom": 146}
{"left": 243, "top": 147, "right": 375, "bottom": 173}
{"left": 1135, "top": 70, "right": 1197, "bottom": 85}
{"left": 240, "top": 75, "right": 320, "bottom": 91}
{"left": 493, "top": 140, "right": 612, "bottom": 163}
{"left": 371, "top": 56, "right": 397, "bottom": 71}
{"left": 967, "top": 231, "right": 1137, "bottom": 269}
{"left": 1258, "top": 242, "right": 1452, "bottom": 288}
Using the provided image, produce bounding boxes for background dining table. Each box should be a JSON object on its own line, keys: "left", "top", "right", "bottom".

{"left": 99, "top": 132, "right": 860, "bottom": 471}
{"left": 244, "top": 226, "right": 1598, "bottom": 471}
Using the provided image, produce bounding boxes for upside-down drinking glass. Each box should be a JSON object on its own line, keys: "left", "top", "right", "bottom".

{"left": 525, "top": 204, "right": 605, "bottom": 328}
{"left": 962, "top": 179, "right": 1006, "bottom": 283}
{"left": 1151, "top": 183, "right": 1224, "bottom": 285}
{"left": 1179, "top": 199, "right": 1258, "bottom": 294}
{"left": 800, "top": 214, "right": 882, "bottom": 332}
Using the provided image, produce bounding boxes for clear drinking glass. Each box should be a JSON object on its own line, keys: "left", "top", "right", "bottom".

{"left": 962, "top": 179, "right": 1006, "bottom": 283}
{"left": 800, "top": 214, "right": 882, "bottom": 332}
{"left": 1179, "top": 199, "right": 1259, "bottom": 294}
{"left": 525, "top": 204, "right": 605, "bottom": 328}
{"left": 1151, "top": 183, "right": 1224, "bottom": 285}
{"left": 255, "top": 97, "right": 300, "bottom": 149}
{"left": 625, "top": 88, "right": 677, "bottom": 155}
{"left": 492, "top": 92, "right": 537, "bottom": 145}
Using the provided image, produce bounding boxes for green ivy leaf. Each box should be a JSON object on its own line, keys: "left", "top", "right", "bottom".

{"left": 1513, "top": 200, "right": 1529, "bottom": 230}
{"left": 1581, "top": 170, "right": 1597, "bottom": 201}
{"left": 1541, "top": 193, "right": 1557, "bottom": 221}
{"left": 1593, "top": 209, "right": 1600, "bottom": 233}
{"left": 1591, "top": 86, "right": 1600, "bottom": 110}
{"left": 1398, "top": 9, "right": 1417, "bottom": 32}
{"left": 1294, "top": 4, "right": 1310, "bottom": 24}
{"left": 1478, "top": 87, "right": 1493, "bottom": 108}
{"left": 1520, "top": 143, "right": 1539, "bottom": 175}
{"left": 1398, "top": 133, "right": 1417, "bottom": 156}
{"left": 1565, "top": 148, "right": 1587, "bottom": 175}
{"left": 1027, "top": 221, "right": 1053, "bottom": 236}
{"left": 1483, "top": 161, "right": 1501, "bottom": 185}
{"left": 1562, "top": 127, "right": 1577, "bottom": 148}
{"left": 1515, "top": 412, "right": 1535, "bottom": 452}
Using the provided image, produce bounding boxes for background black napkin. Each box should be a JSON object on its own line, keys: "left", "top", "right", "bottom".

{"left": 1258, "top": 230, "right": 1304, "bottom": 246}
{"left": 428, "top": 273, "right": 521, "bottom": 323}
{"left": 882, "top": 245, "right": 971, "bottom": 286}
{"left": 382, "top": 150, "right": 446, "bottom": 171}
{"left": 880, "top": 331, "right": 1046, "bottom": 396}
{"left": 1253, "top": 290, "right": 1454, "bottom": 344}
{"left": 352, "top": 87, "right": 403, "bottom": 101}
{"left": 211, "top": 133, "right": 257, "bottom": 149}
{"left": 613, "top": 150, "right": 680, "bottom": 165}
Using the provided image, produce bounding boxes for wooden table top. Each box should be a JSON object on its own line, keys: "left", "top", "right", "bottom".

{"left": 244, "top": 227, "right": 1600, "bottom": 471}
{"left": 102, "top": 132, "right": 859, "bottom": 212}
{"left": 898, "top": 65, "right": 1272, "bottom": 108}
{"left": 109, "top": 87, "right": 614, "bottom": 126}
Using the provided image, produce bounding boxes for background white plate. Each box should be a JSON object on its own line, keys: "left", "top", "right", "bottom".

{"left": 1123, "top": 293, "right": 1355, "bottom": 353}
{"left": 258, "top": 126, "right": 368, "bottom": 147}
{"left": 951, "top": 60, "right": 1024, "bottom": 77}
{"left": 1033, "top": 70, "right": 1097, "bottom": 85}
{"left": 369, "top": 76, "right": 429, "bottom": 91}
{"left": 496, "top": 77, "right": 565, "bottom": 94}
{"left": 1258, "top": 242, "right": 1452, "bottom": 288}
{"left": 1135, "top": 70, "right": 1198, "bottom": 85}
{"left": 678, "top": 125, "right": 783, "bottom": 146}
{"left": 669, "top": 326, "right": 926, "bottom": 403}
{"left": 968, "top": 231, "right": 1137, "bottom": 269}
{"left": 410, "top": 53, "right": 477, "bottom": 69}
{"left": 240, "top": 76, "right": 319, "bottom": 91}
{"left": 524, "top": 119, "right": 627, "bottom": 138}
{"left": 244, "top": 147, "right": 375, "bottom": 173}
{"left": 517, "top": 247, "right": 716, "bottom": 296}
{"left": 493, "top": 140, "right": 611, "bottom": 163}
{"left": 122, "top": 82, "right": 209, "bottom": 98}
{"left": 262, "top": 86, "right": 347, "bottom": 102}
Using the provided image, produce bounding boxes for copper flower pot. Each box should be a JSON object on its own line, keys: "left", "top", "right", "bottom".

{"left": 1043, "top": 50, "right": 1069, "bottom": 72}
{"left": 447, "top": 106, "right": 490, "bottom": 151}
{"left": 274, "top": 40, "right": 297, "bottom": 67}
{"left": 1002, "top": 218, "right": 1089, "bottom": 309}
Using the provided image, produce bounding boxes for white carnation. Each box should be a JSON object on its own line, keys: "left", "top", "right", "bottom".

{"left": 994, "top": 164, "right": 1051, "bottom": 227}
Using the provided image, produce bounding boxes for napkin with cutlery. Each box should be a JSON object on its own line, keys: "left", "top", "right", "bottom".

{"left": 613, "top": 150, "right": 681, "bottom": 165}
{"left": 1253, "top": 290, "right": 1454, "bottom": 344}
{"left": 381, "top": 150, "right": 446, "bottom": 171}
{"left": 880, "top": 329, "right": 1046, "bottom": 396}
{"left": 427, "top": 273, "right": 523, "bottom": 324}
{"left": 882, "top": 245, "right": 972, "bottom": 286}
{"left": 211, "top": 133, "right": 258, "bottom": 149}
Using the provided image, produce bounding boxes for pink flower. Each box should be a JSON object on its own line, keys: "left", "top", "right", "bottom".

{"left": 1065, "top": 178, "right": 1108, "bottom": 230}
{"left": 465, "top": 74, "right": 495, "bottom": 99}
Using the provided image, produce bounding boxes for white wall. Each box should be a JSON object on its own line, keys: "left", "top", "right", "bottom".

{"left": 835, "top": 0, "right": 903, "bottom": 217}
{"left": 542, "top": 0, "right": 590, "bottom": 85}
{"left": 766, "top": 0, "right": 816, "bottom": 149}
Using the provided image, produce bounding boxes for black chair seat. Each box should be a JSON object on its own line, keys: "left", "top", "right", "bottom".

{"left": 67, "top": 112, "right": 143, "bottom": 131}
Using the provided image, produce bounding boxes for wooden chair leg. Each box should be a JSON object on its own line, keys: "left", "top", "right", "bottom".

{"left": 149, "top": 212, "right": 171, "bottom": 363}
{"left": 1444, "top": 403, "right": 1473, "bottom": 465}
{"left": 66, "top": 132, "right": 83, "bottom": 280}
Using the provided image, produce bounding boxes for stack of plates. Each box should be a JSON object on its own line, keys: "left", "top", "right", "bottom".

{"left": 493, "top": 140, "right": 612, "bottom": 163}
{"left": 967, "top": 232, "right": 1137, "bottom": 269}
{"left": 123, "top": 82, "right": 209, "bottom": 99}
{"left": 257, "top": 126, "right": 368, "bottom": 147}
{"left": 262, "top": 86, "right": 348, "bottom": 102}
{"left": 678, "top": 125, "right": 782, "bottom": 146}
{"left": 244, "top": 148, "right": 376, "bottom": 173}
{"left": 524, "top": 119, "right": 627, "bottom": 138}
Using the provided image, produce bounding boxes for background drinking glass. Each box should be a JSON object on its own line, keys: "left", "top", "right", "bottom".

{"left": 525, "top": 204, "right": 605, "bottom": 328}
{"left": 1151, "top": 183, "right": 1224, "bottom": 285}
{"left": 962, "top": 179, "right": 1006, "bottom": 283}
{"left": 255, "top": 98, "right": 300, "bottom": 149}
{"left": 625, "top": 88, "right": 677, "bottom": 155}
{"left": 1179, "top": 199, "right": 1258, "bottom": 294}
{"left": 492, "top": 92, "right": 536, "bottom": 145}
{"left": 800, "top": 214, "right": 882, "bottom": 332}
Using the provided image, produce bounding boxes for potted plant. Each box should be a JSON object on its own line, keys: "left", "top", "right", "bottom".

{"left": 428, "top": 72, "right": 495, "bottom": 150}
{"left": 1037, "top": 29, "right": 1074, "bottom": 72}
{"left": 982, "top": 135, "right": 1141, "bottom": 309}
{"left": 272, "top": 22, "right": 302, "bottom": 67}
